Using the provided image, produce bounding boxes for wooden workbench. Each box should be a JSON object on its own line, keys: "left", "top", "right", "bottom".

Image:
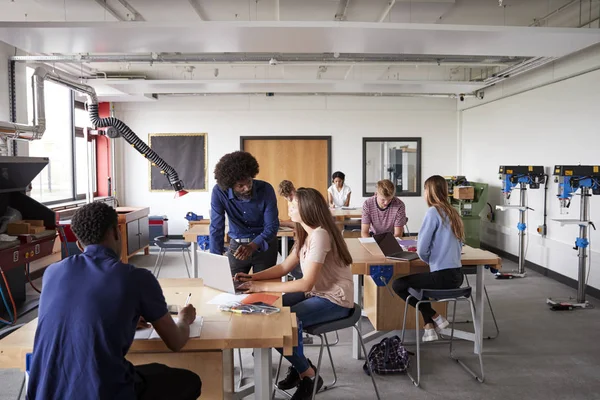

{"left": 0, "top": 278, "right": 296, "bottom": 400}
{"left": 346, "top": 238, "right": 502, "bottom": 359}
{"left": 117, "top": 206, "right": 151, "bottom": 264}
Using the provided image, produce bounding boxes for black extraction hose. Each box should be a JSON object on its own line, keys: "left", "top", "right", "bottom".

{"left": 88, "top": 103, "right": 186, "bottom": 194}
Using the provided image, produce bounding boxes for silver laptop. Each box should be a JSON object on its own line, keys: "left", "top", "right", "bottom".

{"left": 197, "top": 252, "right": 245, "bottom": 294}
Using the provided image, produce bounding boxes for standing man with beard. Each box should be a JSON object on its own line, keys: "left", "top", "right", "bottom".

{"left": 209, "top": 151, "right": 280, "bottom": 275}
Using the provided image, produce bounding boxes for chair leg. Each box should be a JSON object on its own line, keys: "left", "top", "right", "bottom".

{"left": 272, "top": 353, "right": 284, "bottom": 400}
{"left": 311, "top": 334, "right": 326, "bottom": 400}
{"left": 451, "top": 298, "right": 485, "bottom": 383}
{"left": 181, "top": 249, "right": 191, "bottom": 278}
{"left": 152, "top": 248, "right": 163, "bottom": 276}
{"left": 322, "top": 333, "right": 338, "bottom": 389}
{"left": 353, "top": 325, "right": 381, "bottom": 400}
{"left": 405, "top": 297, "right": 421, "bottom": 387}
{"left": 236, "top": 348, "right": 246, "bottom": 390}
{"left": 484, "top": 285, "right": 500, "bottom": 339}
{"left": 400, "top": 295, "right": 411, "bottom": 343}
{"left": 155, "top": 249, "right": 166, "bottom": 278}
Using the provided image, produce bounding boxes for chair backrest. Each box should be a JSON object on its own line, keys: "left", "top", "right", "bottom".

{"left": 154, "top": 235, "right": 168, "bottom": 243}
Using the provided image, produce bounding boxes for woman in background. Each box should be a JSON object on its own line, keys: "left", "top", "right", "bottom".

{"left": 327, "top": 171, "right": 351, "bottom": 208}
{"left": 236, "top": 188, "right": 354, "bottom": 400}
{"left": 391, "top": 175, "right": 464, "bottom": 342}
{"left": 361, "top": 179, "right": 407, "bottom": 238}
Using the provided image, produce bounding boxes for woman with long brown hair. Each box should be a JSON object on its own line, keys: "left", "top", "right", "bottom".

{"left": 392, "top": 175, "right": 464, "bottom": 342}
{"left": 236, "top": 188, "right": 354, "bottom": 400}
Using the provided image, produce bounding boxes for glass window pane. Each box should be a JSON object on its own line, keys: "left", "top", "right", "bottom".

{"left": 75, "top": 137, "right": 97, "bottom": 196}
{"left": 364, "top": 140, "right": 420, "bottom": 196}
{"left": 75, "top": 108, "right": 90, "bottom": 129}
{"left": 26, "top": 67, "right": 74, "bottom": 203}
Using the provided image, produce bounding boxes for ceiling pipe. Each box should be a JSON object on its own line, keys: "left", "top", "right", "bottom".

{"left": 93, "top": 0, "right": 125, "bottom": 21}
{"left": 159, "top": 92, "right": 474, "bottom": 98}
{"left": 10, "top": 54, "right": 522, "bottom": 68}
{"left": 188, "top": 0, "right": 207, "bottom": 21}
{"left": 377, "top": 0, "right": 397, "bottom": 22}
{"left": 115, "top": 0, "right": 145, "bottom": 21}
{"left": 335, "top": 0, "right": 351, "bottom": 21}
{"left": 0, "top": 67, "right": 187, "bottom": 197}
{"left": 529, "top": 0, "right": 579, "bottom": 26}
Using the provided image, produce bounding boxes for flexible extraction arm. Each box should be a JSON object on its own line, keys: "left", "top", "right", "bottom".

{"left": 0, "top": 67, "right": 187, "bottom": 197}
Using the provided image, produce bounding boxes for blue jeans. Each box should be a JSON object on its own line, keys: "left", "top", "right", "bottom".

{"left": 276, "top": 293, "right": 352, "bottom": 374}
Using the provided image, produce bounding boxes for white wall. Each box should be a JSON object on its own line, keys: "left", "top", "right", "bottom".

{"left": 460, "top": 68, "right": 600, "bottom": 291}
{"left": 115, "top": 95, "right": 457, "bottom": 234}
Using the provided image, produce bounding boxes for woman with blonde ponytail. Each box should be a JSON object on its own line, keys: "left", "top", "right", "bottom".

{"left": 392, "top": 175, "right": 464, "bottom": 342}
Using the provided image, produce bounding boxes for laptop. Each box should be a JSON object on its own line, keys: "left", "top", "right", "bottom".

{"left": 197, "top": 252, "right": 246, "bottom": 294}
{"left": 373, "top": 232, "right": 420, "bottom": 261}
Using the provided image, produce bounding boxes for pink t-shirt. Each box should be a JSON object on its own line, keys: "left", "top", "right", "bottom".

{"left": 298, "top": 227, "right": 354, "bottom": 308}
{"left": 361, "top": 196, "right": 408, "bottom": 235}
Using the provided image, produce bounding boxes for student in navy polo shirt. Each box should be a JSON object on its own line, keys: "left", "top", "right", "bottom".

{"left": 210, "top": 151, "right": 280, "bottom": 276}
{"left": 27, "top": 202, "right": 202, "bottom": 400}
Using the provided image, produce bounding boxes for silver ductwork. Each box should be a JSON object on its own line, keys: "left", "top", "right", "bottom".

{"left": 0, "top": 67, "right": 186, "bottom": 195}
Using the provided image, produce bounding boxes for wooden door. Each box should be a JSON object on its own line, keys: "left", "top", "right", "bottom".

{"left": 241, "top": 137, "right": 331, "bottom": 220}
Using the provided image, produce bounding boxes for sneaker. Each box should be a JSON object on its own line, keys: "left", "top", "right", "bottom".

{"left": 277, "top": 359, "right": 317, "bottom": 390}
{"left": 290, "top": 376, "right": 324, "bottom": 400}
{"left": 433, "top": 315, "right": 450, "bottom": 332}
{"left": 422, "top": 328, "right": 439, "bottom": 342}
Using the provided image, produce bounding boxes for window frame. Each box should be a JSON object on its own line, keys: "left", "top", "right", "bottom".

{"left": 23, "top": 67, "right": 99, "bottom": 206}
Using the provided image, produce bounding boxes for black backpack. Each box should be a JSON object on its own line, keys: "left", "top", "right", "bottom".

{"left": 363, "top": 335, "right": 410, "bottom": 376}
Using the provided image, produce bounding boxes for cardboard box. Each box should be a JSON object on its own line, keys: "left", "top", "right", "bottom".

{"left": 23, "top": 220, "right": 44, "bottom": 227}
{"left": 454, "top": 186, "right": 475, "bottom": 200}
{"left": 29, "top": 226, "right": 46, "bottom": 234}
{"left": 7, "top": 222, "right": 31, "bottom": 235}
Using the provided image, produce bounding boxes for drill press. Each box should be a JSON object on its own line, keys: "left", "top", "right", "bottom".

{"left": 495, "top": 166, "right": 546, "bottom": 278}
{"left": 547, "top": 165, "right": 599, "bottom": 310}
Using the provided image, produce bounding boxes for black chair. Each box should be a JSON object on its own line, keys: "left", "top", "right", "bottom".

{"left": 152, "top": 236, "right": 191, "bottom": 278}
{"left": 400, "top": 287, "right": 485, "bottom": 387}
{"left": 273, "top": 303, "right": 381, "bottom": 400}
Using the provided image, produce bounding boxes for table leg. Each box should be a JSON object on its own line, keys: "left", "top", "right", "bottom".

{"left": 352, "top": 274, "right": 364, "bottom": 360}
{"left": 281, "top": 237, "right": 289, "bottom": 282}
{"left": 474, "top": 265, "right": 485, "bottom": 354}
{"left": 192, "top": 242, "right": 199, "bottom": 278}
{"left": 253, "top": 348, "right": 272, "bottom": 400}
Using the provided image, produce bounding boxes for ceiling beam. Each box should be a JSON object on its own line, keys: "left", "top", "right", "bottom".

{"left": 377, "top": 0, "right": 397, "bottom": 23}
{"left": 93, "top": 0, "right": 124, "bottom": 21}
{"left": 116, "top": 0, "right": 145, "bottom": 21}
{"left": 188, "top": 0, "right": 208, "bottom": 21}
{"left": 335, "top": 0, "right": 350, "bottom": 21}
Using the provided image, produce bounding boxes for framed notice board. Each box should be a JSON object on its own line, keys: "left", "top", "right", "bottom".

{"left": 148, "top": 133, "right": 207, "bottom": 192}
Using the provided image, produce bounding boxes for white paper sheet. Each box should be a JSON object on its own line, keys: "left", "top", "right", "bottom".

{"left": 134, "top": 317, "right": 204, "bottom": 340}
{"left": 358, "top": 237, "right": 376, "bottom": 243}
{"left": 207, "top": 293, "right": 249, "bottom": 305}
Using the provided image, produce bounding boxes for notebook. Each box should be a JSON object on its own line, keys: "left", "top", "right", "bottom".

{"left": 134, "top": 317, "right": 204, "bottom": 340}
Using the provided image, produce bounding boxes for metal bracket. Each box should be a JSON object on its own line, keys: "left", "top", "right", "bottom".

{"left": 370, "top": 264, "right": 396, "bottom": 297}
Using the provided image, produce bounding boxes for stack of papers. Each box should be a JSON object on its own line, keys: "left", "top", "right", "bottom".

{"left": 134, "top": 317, "right": 204, "bottom": 340}
{"left": 207, "top": 293, "right": 249, "bottom": 305}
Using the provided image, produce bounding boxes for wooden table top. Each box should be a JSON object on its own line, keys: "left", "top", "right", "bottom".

{"left": 331, "top": 208, "right": 363, "bottom": 221}
{"left": 0, "top": 279, "right": 296, "bottom": 369}
{"left": 183, "top": 224, "right": 295, "bottom": 241}
{"left": 346, "top": 238, "right": 502, "bottom": 276}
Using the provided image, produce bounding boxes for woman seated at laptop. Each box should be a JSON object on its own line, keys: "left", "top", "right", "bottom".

{"left": 361, "top": 179, "right": 407, "bottom": 238}
{"left": 235, "top": 188, "right": 354, "bottom": 400}
{"left": 391, "top": 175, "right": 464, "bottom": 342}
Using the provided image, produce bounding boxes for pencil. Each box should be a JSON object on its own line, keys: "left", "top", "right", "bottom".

{"left": 184, "top": 293, "right": 192, "bottom": 306}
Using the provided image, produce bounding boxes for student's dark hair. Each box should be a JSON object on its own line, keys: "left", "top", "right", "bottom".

{"left": 214, "top": 151, "right": 260, "bottom": 191}
{"left": 294, "top": 188, "right": 353, "bottom": 266}
{"left": 71, "top": 202, "right": 118, "bottom": 246}
{"left": 332, "top": 171, "right": 345, "bottom": 182}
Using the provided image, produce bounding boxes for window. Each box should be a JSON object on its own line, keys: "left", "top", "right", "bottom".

{"left": 362, "top": 137, "right": 422, "bottom": 197}
{"left": 75, "top": 106, "right": 97, "bottom": 198}
{"left": 26, "top": 67, "right": 97, "bottom": 204}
